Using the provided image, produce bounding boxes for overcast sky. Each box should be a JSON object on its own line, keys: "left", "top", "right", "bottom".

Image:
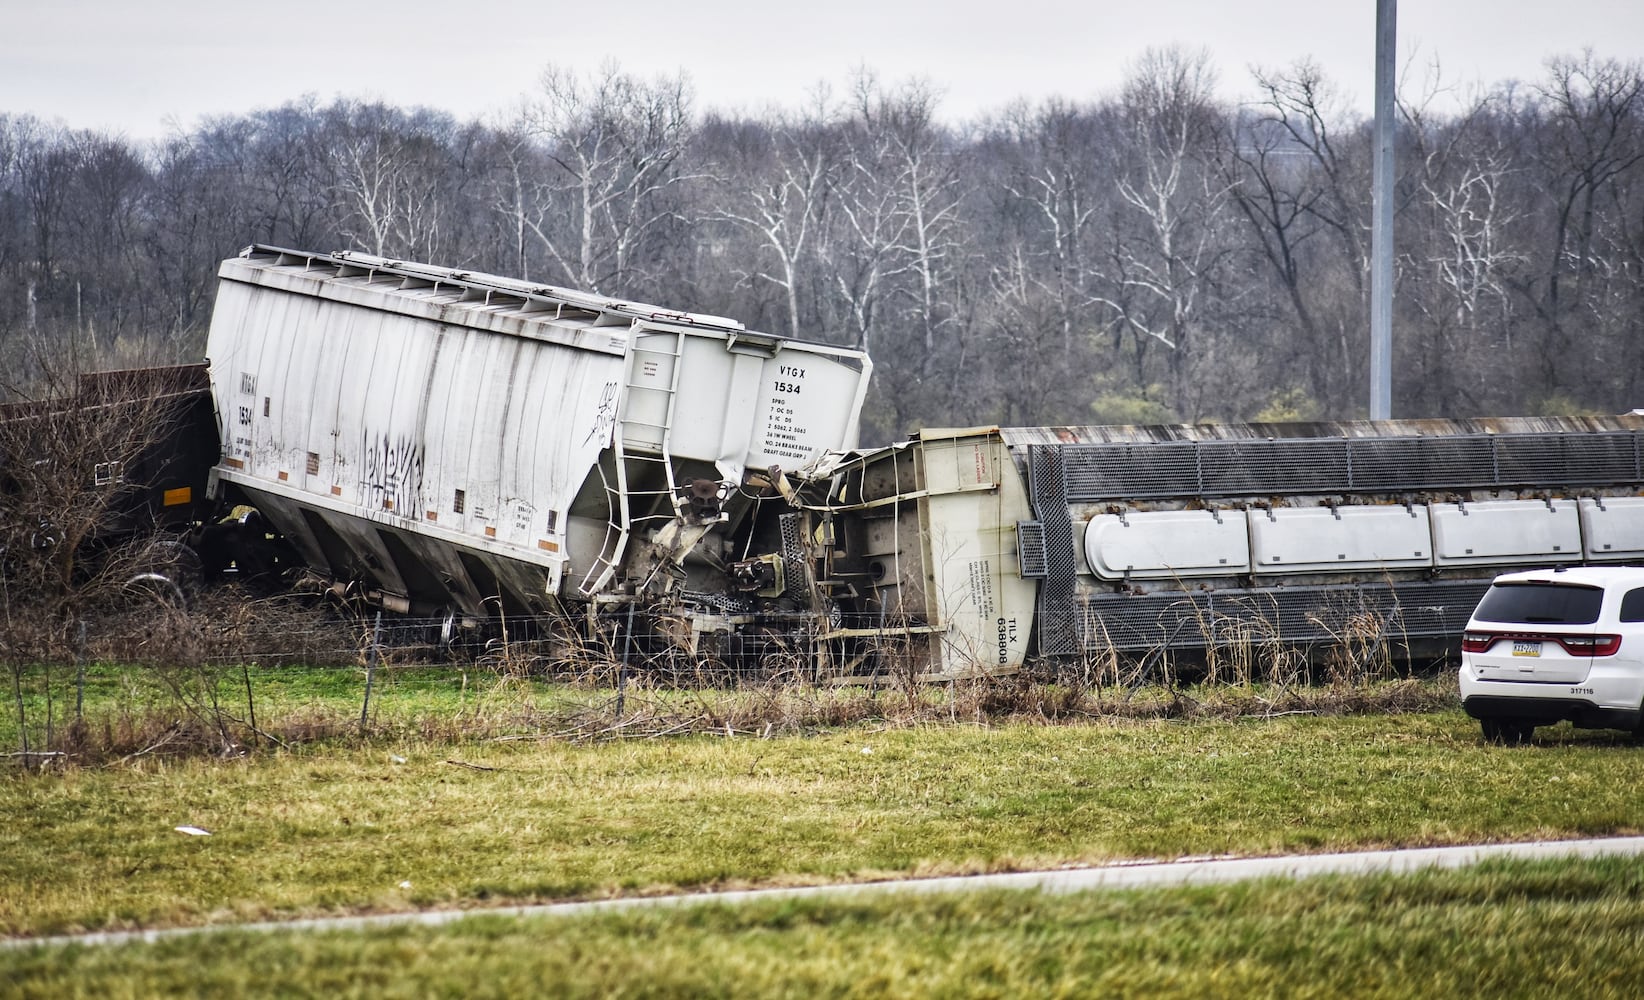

{"left": 6, "top": 0, "right": 1642, "bottom": 139}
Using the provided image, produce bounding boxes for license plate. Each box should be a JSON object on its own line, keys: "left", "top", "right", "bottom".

{"left": 1512, "top": 641, "right": 1542, "bottom": 658}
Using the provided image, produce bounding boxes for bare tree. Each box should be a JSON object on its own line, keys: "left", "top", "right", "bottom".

{"left": 1222, "top": 60, "right": 1372, "bottom": 410}
{"left": 240, "top": 99, "right": 336, "bottom": 249}
{"left": 0, "top": 116, "right": 32, "bottom": 358}
{"left": 1396, "top": 88, "right": 1527, "bottom": 414}
{"left": 857, "top": 76, "right": 967, "bottom": 356}
{"left": 143, "top": 132, "right": 254, "bottom": 355}
{"left": 516, "top": 62, "right": 698, "bottom": 292}
{"left": 991, "top": 98, "right": 1110, "bottom": 356}
{"left": 326, "top": 102, "right": 454, "bottom": 260}
{"left": 967, "top": 97, "right": 1125, "bottom": 426}
{"left": 1095, "top": 48, "right": 1237, "bottom": 418}
{"left": 1511, "top": 52, "right": 1644, "bottom": 400}
{"left": 707, "top": 101, "right": 838, "bottom": 340}
{"left": 826, "top": 75, "right": 981, "bottom": 434}
{"left": 60, "top": 131, "right": 151, "bottom": 358}
{"left": 826, "top": 102, "right": 909, "bottom": 354}
{"left": 481, "top": 126, "right": 557, "bottom": 281}
{"left": 10, "top": 118, "right": 74, "bottom": 333}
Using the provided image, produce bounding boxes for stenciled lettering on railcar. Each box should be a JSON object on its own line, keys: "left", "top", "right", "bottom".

{"left": 967, "top": 558, "right": 996, "bottom": 620}
{"left": 997, "top": 616, "right": 1019, "bottom": 666}
{"left": 361, "top": 431, "right": 424, "bottom": 514}
{"left": 761, "top": 365, "right": 812, "bottom": 463}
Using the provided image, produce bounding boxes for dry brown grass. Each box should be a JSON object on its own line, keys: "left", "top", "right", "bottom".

{"left": 3, "top": 578, "right": 1462, "bottom": 768}
{"left": 5, "top": 654, "right": 1458, "bottom": 769}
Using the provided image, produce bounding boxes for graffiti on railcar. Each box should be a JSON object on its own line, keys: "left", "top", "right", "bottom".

{"left": 583, "top": 381, "right": 619, "bottom": 447}
{"left": 361, "top": 431, "right": 423, "bottom": 514}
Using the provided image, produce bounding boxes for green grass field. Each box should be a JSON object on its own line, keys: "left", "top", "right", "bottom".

{"left": 7, "top": 858, "right": 1644, "bottom": 998}
{"left": 4, "top": 705, "right": 1643, "bottom": 941}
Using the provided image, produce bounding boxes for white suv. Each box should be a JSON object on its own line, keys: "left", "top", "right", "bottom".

{"left": 1458, "top": 565, "right": 1644, "bottom": 744}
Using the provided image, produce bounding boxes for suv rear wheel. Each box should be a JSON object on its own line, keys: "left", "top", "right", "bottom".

{"left": 1480, "top": 718, "right": 1535, "bottom": 745}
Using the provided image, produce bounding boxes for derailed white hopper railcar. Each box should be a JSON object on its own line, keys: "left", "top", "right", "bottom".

{"left": 204, "top": 245, "right": 871, "bottom": 646}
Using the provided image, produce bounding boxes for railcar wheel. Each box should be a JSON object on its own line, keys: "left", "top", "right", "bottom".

{"left": 121, "top": 539, "right": 203, "bottom": 609}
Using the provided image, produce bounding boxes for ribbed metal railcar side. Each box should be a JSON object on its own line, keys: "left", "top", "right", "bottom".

{"left": 204, "top": 246, "right": 872, "bottom": 653}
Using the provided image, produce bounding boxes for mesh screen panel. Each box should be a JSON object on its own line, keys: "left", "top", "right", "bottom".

{"left": 1058, "top": 431, "right": 1643, "bottom": 501}
{"left": 1028, "top": 447, "right": 1080, "bottom": 654}
{"left": 1079, "top": 580, "right": 1492, "bottom": 652}
{"left": 1016, "top": 521, "right": 1047, "bottom": 579}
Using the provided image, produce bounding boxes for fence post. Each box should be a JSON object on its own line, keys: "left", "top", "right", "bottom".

{"left": 360, "top": 611, "right": 382, "bottom": 737}
{"left": 74, "top": 619, "right": 86, "bottom": 721}
{"left": 243, "top": 663, "right": 258, "bottom": 750}
{"left": 10, "top": 664, "right": 26, "bottom": 760}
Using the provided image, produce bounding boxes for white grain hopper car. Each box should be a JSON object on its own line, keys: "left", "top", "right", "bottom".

{"left": 204, "top": 245, "right": 870, "bottom": 654}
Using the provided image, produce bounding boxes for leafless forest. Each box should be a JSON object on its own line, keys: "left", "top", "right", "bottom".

{"left": 2, "top": 50, "right": 1641, "bottom": 443}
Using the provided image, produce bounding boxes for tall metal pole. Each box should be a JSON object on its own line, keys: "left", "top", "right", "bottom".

{"left": 1370, "top": 0, "right": 1397, "bottom": 419}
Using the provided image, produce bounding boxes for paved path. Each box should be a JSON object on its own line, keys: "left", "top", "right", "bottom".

{"left": 13, "top": 836, "right": 1644, "bottom": 951}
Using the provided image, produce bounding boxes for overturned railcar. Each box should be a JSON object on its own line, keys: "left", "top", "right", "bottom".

{"left": 806, "top": 419, "right": 1644, "bottom": 677}
{"left": 795, "top": 429, "right": 1041, "bottom": 678}
{"left": 204, "top": 246, "right": 871, "bottom": 652}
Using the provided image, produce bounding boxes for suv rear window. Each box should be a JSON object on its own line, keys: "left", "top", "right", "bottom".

{"left": 1473, "top": 582, "right": 1603, "bottom": 625}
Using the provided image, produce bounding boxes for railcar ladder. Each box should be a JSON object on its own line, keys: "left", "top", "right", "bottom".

{"left": 578, "top": 331, "right": 688, "bottom": 597}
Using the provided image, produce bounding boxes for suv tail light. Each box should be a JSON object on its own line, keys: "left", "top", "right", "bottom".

{"left": 1462, "top": 632, "right": 1495, "bottom": 653}
{"left": 1460, "top": 632, "right": 1621, "bottom": 656}
{"left": 1562, "top": 634, "right": 1623, "bottom": 656}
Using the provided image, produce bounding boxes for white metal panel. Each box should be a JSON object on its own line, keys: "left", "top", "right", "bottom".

{"left": 658, "top": 335, "right": 760, "bottom": 469}
{"left": 1249, "top": 505, "right": 1433, "bottom": 574}
{"left": 253, "top": 291, "right": 296, "bottom": 479}
{"left": 620, "top": 327, "right": 679, "bottom": 453}
{"left": 431, "top": 328, "right": 485, "bottom": 535}
{"left": 1084, "top": 509, "right": 1253, "bottom": 580}
{"left": 920, "top": 433, "right": 998, "bottom": 495}
{"left": 339, "top": 306, "right": 391, "bottom": 508}
{"left": 206, "top": 284, "right": 253, "bottom": 469}
{"left": 624, "top": 331, "right": 874, "bottom": 471}
{"left": 712, "top": 351, "right": 770, "bottom": 472}
{"left": 360, "top": 306, "right": 428, "bottom": 518}
{"left": 456, "top": 332, "right": 507, "bottom": 529}
{"left": 747, "top": 345, "right": 870, "bottom": 470}
{"left": 1578, "top": 496, "right": 1644, "bottom": 560}
{"left": 917, "top": 432, "right": 1037, "bottom": 674}
{"left": 1431, "top": 499, "right": 1582, "bottom": 566}
{"left": 307, "top": 294, "right": 351, "bottom": 487}
{"left": 418, "top": 330, "right": 460, "bottom": 525}
{"left": 280, "top": 299, "right": 326, "bottom": 493}
{"left": 497, "top": 338, "right": 543, "bottom": 547}
{"left": 508, "top": 339, "right": 623, "bottom": 563}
